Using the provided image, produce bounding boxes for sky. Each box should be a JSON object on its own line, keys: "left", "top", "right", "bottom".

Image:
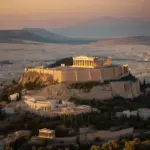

{"left": 0, "top": 0, "right": 150, "bottom": 29}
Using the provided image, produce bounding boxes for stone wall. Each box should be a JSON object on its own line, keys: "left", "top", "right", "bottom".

{"left": 55, "top": 136, "right": 77, "bottom": 143}
{"left": 80, "top": 128, "right": 134, "bottom": 142}
{"left": 100, "top": 66, "right": 128, "bottom": 81}
{"left": 24, "top": 65, "right": 128, "bottom": 83}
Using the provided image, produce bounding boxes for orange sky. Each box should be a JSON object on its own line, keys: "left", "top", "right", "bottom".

{"left": 0, "top": 0, "right": 149, "bottom": 29}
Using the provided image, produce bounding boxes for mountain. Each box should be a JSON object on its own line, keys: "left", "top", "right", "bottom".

{"left": 51, "top": 17, "right": 150, "bottom": 38}
{"left": 0, "top": 29, "right": 51, "bottom": 43}
{"left": 0, "top": 28, "right": 98, "bottom": 44}
{"left": 90, "top": 36, "right": 150, "bottom": 46}
{"left": 24, "top": 28, "right": 71, "bottom": 41}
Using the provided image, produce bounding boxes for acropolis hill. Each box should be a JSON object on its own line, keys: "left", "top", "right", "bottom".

{"left": 24, "top": 56, "right": 129, "bottom": 83}
{"left": 20, "top": 56, "right": 140, "bottom": 100}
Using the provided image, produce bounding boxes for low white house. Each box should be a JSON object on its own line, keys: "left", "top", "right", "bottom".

{"left": 122, "top": 110, "right": 130, "bottom": 118}
{"left": 130, "top": 110, "right": 138, "bottom": 117}
{"left": 138, "top": 108, "right": 150, "bottom": 120}
{"left": 116, "top": 108, "right": 150, "bottom": 120}
{"left": 9, "top": 93, "right": 19, "bottom": 101}
{"left": 24, "top": 95, "right": 59, "bottom": 111}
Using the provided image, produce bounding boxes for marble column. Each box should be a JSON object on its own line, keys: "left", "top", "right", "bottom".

{"left": 88, "top": 60, "right": 90, "bottom": 67}
{"left": 82, "top": 60, "right": 84, "bottom": 66}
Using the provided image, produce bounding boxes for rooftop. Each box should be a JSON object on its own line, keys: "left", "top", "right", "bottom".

{"left": 39, "top": 128, "right": 55, "bottom": 133}
{"left": 73, "top": 55, "right": 111, "bottom": 61}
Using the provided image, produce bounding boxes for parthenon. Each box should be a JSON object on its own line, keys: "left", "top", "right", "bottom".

{"left": 72, "top": 56, "right": 111, "bottom": 68}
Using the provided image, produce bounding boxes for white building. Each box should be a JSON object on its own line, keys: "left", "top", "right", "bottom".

{"left": 24, "top": 95, "right": 59, "bottom": 112}
{"left": 116, "top": 108, "right": 150, "bottom": 120}
{"left": 122, "top": 110, "right": 130, "bottom": 118}
{"left": 9, "top": 93, "right": 19, "bottom": 101}
{"left": 130, "top": 110, "right": 138, "bottom": 117}
{"left": 138, "top": 108, "right": 150, "bottom": 120}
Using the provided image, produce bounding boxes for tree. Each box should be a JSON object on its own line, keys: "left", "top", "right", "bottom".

{"left": 32, "top": 146, "right": 37, "bottom": 150}
{"left": 5, "top": 146, "right": 13, "bottom": 150}
{"left": 12, "top": 79, "right": 16, "bottom": 85}
{"left": 38, "top": 147, "right": 45, "bottom": 150}
{"left": 90, "top": 145, "right": 100, "bottom": 150}
{"left": 143, "top": 79, "right": 146, "bottom": 95}
{"left": 123, "top": 138, "right": 141, "bottom": 150}
{"left": 102, "top": 140, "right": 120, "bottom": 150}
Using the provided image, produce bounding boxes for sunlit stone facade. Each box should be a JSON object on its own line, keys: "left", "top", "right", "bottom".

{"left": 73, "top": 56, "right": 111, "bottom": 68}
{"left": 24, "top": 56, "right": 129, "bottom": 83}
{"left": 39, "top": 128, "right": 55, "bottom": 139}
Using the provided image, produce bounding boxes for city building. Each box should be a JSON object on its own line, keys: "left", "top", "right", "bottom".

{"left": 24, "top": 95, "right": 60, "bottom": 111}
{"left": 38, "top": 128, "right": 55, "bottom": 139}
{"left": 23, "top": 95, "right": 95, "bottom": 115}
{"left": 116, "top": 108, "right": 150, "bottom": 120}
{"left": 9, "top": 93, "right": 19, "bottom": 101}
{"left": 24, "top": 95, "right": 76, "bottom": 112}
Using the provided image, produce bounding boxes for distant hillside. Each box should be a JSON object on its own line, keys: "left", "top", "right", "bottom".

{"left": 90, "top": 36, "right": 150, "bottom": 46}
{"left": 51, "top": 17, "right": 150, "bottom": 38}
{"left": 24, "top": 28, "right": 71, "bottom": 41}
{"left": 0, "top": 30, "right": 50, "bottom": 43}
{"left": 0, "top": 28, "right": 97, "bottom": 44}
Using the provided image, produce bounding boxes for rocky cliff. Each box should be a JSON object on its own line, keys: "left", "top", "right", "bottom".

{"left": 18, "top": 71, "right": 54, "bottom": 86}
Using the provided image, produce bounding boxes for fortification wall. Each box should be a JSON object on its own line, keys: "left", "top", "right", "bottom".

{"left": 61, "top": 70, "right": 77, "bottom": 83}
{"left": 100, "top": 66, "right": 128, "bottom": 81}
{"left": 53, "top": 70, "right": 62, "bottom": 83}
{"left": 24, "top": 65, "right": 129, "bottom": 83}
{"left": 90, "top": 69, "right": 103, "bottom": 82}
{"left": 55, "top": 136, "right": 77, "bottom": 143}
{"left": 80, "top": 128, "right": 134, "bottom": 142}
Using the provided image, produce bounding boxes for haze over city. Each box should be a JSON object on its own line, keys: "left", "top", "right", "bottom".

{"left": 0, "top": 0, "right": 150, "bottom": 29}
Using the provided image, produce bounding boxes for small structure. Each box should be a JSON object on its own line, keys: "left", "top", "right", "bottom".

{"left": 24, "top": 95, "right": 59, "bottom": 112}
{"left": 72, "top": 56, "right": 111, "bottom": 68}
{"left": 9, "top": 93, "right": 19, "bottom": 101}
{"left": 38, "top": 128, "right": 55, "bottom": 139}
{"left": 138, "top": 108, "right": 150, "bottom": 120}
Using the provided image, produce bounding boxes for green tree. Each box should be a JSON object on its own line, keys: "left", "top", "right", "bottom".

{"left": 32, "top": 146, "right": 37, "bottom": 150}
{"left": 123, "top": 138, "right": 141, "bottom": 150}
{"left": 90, "top": 145, "right": 100, "bottom": 150}
{"left": 12, "top": 79, "right": 16, "bottom": 85}
{"left": 102, "top": 140, "right": 120, "bottom": 150}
